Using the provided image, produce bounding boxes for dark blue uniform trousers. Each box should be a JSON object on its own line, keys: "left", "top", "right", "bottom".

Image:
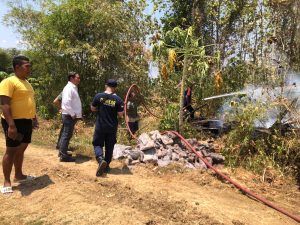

{"left": 92, "top": 129, "right": 117, "bottom": 165}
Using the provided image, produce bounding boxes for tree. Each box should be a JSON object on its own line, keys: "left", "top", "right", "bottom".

{"left": 268, "top": 0, "right": 300, "bottom": 70}
{"left": 0, "top": 50, "right": 10, "bottom": 72}
{"left": 0, "top": 48, "right": 20, "bottom": 73}
{"left": 4, "top": 0, "right": 155, "bottom": 117}
{"left": 152, "top": 26, "right": 218, "bottom": 132}
{"left": 156, "top": 0, "right": 299, "bottom": 90}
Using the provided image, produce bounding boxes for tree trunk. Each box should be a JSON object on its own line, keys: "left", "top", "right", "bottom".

{"left": 178, "top": 54, "right": 188, "bottom": 133}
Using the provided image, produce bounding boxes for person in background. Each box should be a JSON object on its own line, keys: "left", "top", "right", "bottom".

{"left": 59, "top": 72, "right": 82, "bottom": 162}
{"left": 53, "top": 92, "right": 63, "bottom": 150}
{"left": 0, "top": 55, "right": 38, "bottom": 194}
{"left": 91, "top": 79, "right": 124, "bottom": 176}
{"left": 183, "top": 85, "right": 194, "bottom": 119}
{"left": 53, "top": 92, "right": 62, "bottom": 109}
{"left": 126, "top": 91, "right": 140, "bottom": 137}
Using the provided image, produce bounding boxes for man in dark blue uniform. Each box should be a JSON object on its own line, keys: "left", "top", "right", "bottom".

{"left": 91, "top": 79, "right": 124, "bottom": 176}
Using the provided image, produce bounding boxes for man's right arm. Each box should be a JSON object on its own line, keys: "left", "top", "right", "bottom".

{"left": 53, "top": 97, "right": 62, "bottom": 109}
{"left": 118, "top": 111, "right": 124, "bottom": 117}
{"left": 0, "top": 96, "right": 17, "bottom": 140}
{"left": 53, "top": 92, "right": 62, "bottom": 109}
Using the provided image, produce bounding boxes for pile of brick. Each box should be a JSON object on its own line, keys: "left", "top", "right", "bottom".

{"left": 113, "top": 130, "right": 225, "bottom": 169}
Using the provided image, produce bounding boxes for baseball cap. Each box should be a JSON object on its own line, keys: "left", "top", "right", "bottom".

{"left": 106, "top": 79, "right": 118, "bottom": 87}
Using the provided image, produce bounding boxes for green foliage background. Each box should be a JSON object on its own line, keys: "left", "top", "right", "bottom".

{"left": 1, "top": 0, "right": 300, "bottom": 177}
{"left": 3, "top": 0, "right": 155, "bottom": 118}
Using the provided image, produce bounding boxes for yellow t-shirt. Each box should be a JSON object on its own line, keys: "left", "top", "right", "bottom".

{"left": 0, "top": 75, "right": 36, "bottom": 119}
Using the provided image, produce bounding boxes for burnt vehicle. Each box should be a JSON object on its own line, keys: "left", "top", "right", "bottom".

{"left": 188, "top": 84, "right": 300, "bottom": 136}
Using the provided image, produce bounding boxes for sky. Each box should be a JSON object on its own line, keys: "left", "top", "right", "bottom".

{"left": 0, "top": 1, "right": 23, "bottom": 49}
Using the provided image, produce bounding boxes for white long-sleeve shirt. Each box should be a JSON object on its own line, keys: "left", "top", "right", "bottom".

{"left": 61, "top": 81, "right": 82, "bottom": 118}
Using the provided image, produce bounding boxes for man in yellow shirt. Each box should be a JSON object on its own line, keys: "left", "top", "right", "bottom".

{"left": 0, "top": 55, "right": 38, "bottom": 194}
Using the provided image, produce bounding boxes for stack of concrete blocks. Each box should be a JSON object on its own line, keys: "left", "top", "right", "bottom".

{"left": 113, "top": 130, "right": 225, "bottom": 169}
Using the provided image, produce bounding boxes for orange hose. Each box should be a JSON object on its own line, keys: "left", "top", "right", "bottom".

{"left": 124, "top": 84, "right": 300, "bottom": 223}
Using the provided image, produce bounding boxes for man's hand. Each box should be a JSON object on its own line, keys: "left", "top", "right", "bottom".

{"left": 91, "top": 105, "right": 97, "bottom": 112}
{"left": 1, "top": 95, "right": 18, "bottom": 139}
{"left": 8, "top": 124, "right": 17, "bottom": 140}
{"left": 71, "top": 114, "right": 76, "bottom": 120}
{"left": 33, "top": 118, "right": 39, "bottom": 129}
{"left": 118, "top": 111, "right": 124, "bottom": 118}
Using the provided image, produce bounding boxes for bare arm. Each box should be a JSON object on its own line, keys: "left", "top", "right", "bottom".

{"left": 0, "top": 95, "right": 17, "bottom": 140}
{"left": 118, "top": 111, "right": 124, "bottom": 118}
{"left": 33, "top": 115, "right": 39, "bottom": 129}
{"left": 53, "top": 97, "right": 62, "bottom": 109}
{"left": 91, "top": 105, "right": 97, "bottom": 112}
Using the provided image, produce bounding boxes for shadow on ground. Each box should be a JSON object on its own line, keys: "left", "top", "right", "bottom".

{"left": 109, "top": 166, "right": 133, "bottom": 175}
{"left": 16, "top": 174, "right": 54, "bottom": 196}
{"left": 75, "top": 154, "right": 92, "bottom": 164}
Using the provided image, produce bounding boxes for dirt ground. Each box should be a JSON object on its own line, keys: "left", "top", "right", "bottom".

{"left": 0, "top": 137, "right": 299, "bottom": 225}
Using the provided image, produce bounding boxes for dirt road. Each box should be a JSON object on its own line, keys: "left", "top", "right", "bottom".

{"left": 0, "top": 138, "right": 299, "bottom": 225}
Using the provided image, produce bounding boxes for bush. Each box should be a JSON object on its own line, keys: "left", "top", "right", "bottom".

{"left": 0, "top": 71, "right": 8, "bottom": 82}
{"left": 223, "top": 100, "right": 267, "bottom": 169}
{"left": 37, "top": 105, "right": 51, "bottom": 119}
{"left": 159, "top": 103, "right": 179, "bottom": 131}
{"left": 223, "top": 98, "right": 300, "bottom": 176}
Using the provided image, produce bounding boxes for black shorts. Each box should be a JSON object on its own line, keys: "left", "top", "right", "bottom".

{"left": 1, "top": 118, "right": 33, "bottom": 147}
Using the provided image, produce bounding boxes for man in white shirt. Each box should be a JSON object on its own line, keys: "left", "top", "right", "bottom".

{"left": 59, "top": 72, "right": 82, "bottom": 162}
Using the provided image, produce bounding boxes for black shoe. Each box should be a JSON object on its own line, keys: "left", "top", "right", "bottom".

{"left": 104, "top": 166, "right": 111, "bottom": 173}
{"left": 58, "top": 152, "right": 72, "bottom": 157}
{"left": 96, "top": 160, "right": 107, "bottom": 177}
{"left": 60, "top": 156, "right": 76, "bottom": 162}
{"left": 68, "top": 147, "right": 75, "bottom": 152}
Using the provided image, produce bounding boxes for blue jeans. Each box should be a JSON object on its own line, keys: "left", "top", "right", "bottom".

{"left": 59, "top": 115, "right": 77, "bottom": 157}
{"left": 56, "top": 124, "right": 64, "bottom": 149}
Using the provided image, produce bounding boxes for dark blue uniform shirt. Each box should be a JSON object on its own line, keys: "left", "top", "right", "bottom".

{"left": 92, "top": 92, "right": 124, "bottom": 132}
